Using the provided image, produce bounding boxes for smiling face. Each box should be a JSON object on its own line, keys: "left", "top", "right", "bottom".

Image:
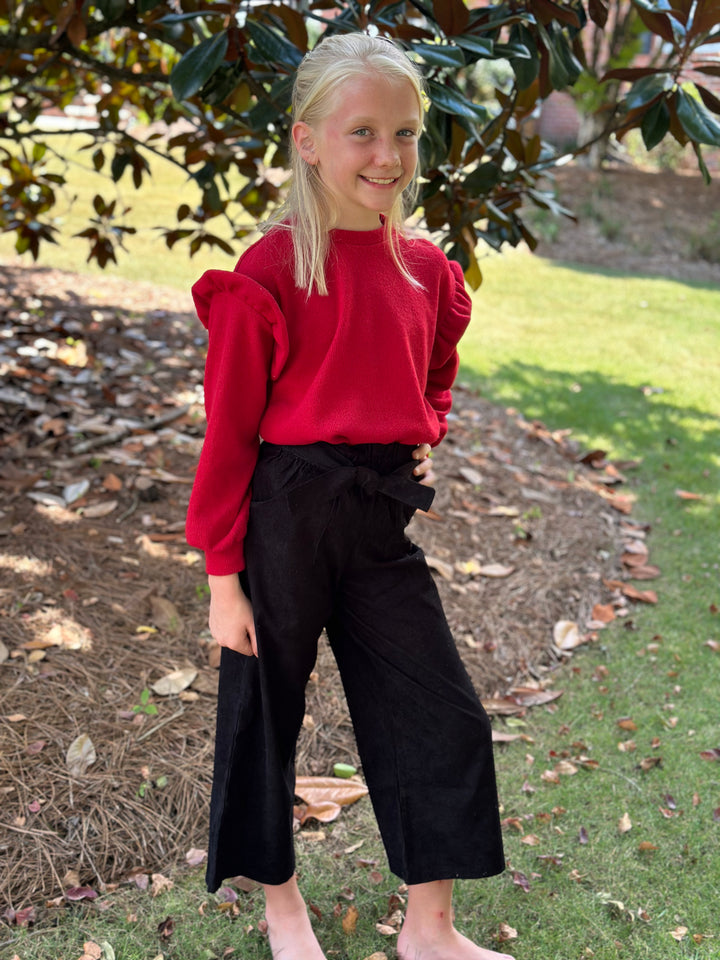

{"left": 293, "top": 72, "right": 422, "bottom": 231}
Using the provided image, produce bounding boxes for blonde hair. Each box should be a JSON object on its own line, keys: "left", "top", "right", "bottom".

{"left": 262, "top": 33, "right": 425, "bottom": 295}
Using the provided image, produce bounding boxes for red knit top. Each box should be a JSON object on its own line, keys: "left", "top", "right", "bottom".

{"left": 186, "top": 224, "right": 472, "bottom": 575}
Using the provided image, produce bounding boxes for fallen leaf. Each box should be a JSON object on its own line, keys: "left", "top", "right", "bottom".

{"left": 66, "top": 734, "right": 97, "bottom": 777}
{"left": 638, "top": 841, "right": 658, "bottom": 852}
{"left": 375, "top": 923, "right": 397, "bottom": 936}
{"left": 670, "top": 926, "right": 688, "bottom": 941}
{"left": 300, "top": 801, "right": 342, "bottom": 824}
{"left": 627, "top": 565, "right": 661, "bottom": 580}
{"left": 362, "top": 953, "right": 388, "bottom": 960}
{"left": 704, "top": 640, "right": 720, "bottom": 653}
{"left": 150, "top": 874, "right": 174, "bottom": 897}
{"left": 700, "top": 749, "right": 720, "bottom": 761}
{"left": 157, "top": 916, "right": 174, "bottom": 939}
{"left": 65, "top": 887, "right": 98, "bottom": 901}
{"left": 476, "top": 563, "right": 515, "bottom": 578}
{"left": 295, "top": 776, "right": 369, "bottom": 808}
{"left": 497, "top": 922, "right": 518, "bottom": 942}
{"left": 0, "top": 640, "right": 9, "bottom": 665}
{"left": 81, "top": 500, "right": 118, "bottom": 518}
{"left": 554, "top": 760, "right": 578, "bottom": 776}
{"left": 553, "top": 620, "right": 584, "bottom": 651}
{"left": 520, "top": 834, "right": 540, "bottom": 846}
{"left": 81, "top": 942, "right": 102, "bottom": 959}
{"left": 617, "top": 718, "right": 637, "bottom": 732}
{"left": 185, "top": 848, "right": 207, "bottom": 866}
{"left": 675, "top": 489, "right": 704, "bottom": 500}
{"left": 151, "top": 667, "right": 197, "bottom": 697}
{"left": 342, "top": 904, "right": 359, "bottom": 935}
{"left": 591, "top": 603, "right": 615, "bottom": 623}
{"left": 618, "top": 812, "right": 632, "bottom": 834}
{"left": 425, "top": 556, "right": 454, "bottom": 580}
{"left": 149, "top": 596, "right": 183, "bottom": 634}
{"left": 578, "top": 827, "right": 588, "bottom": 845}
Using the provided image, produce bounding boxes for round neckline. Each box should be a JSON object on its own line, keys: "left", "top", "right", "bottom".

{"left": 329, "top": 225, "right": 386, "bottom": 245}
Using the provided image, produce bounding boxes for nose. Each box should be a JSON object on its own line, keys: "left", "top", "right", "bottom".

{"left": 375, "top": 137, "right": 400, "bottom": 168}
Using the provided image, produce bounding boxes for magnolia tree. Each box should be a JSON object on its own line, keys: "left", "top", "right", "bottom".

{"left": 1, "top": 0, "right": 719, "bottom": 286}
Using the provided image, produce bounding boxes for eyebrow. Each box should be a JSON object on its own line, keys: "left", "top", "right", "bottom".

{"left": 347, "top": 116, "right": 421, "bottom": 128}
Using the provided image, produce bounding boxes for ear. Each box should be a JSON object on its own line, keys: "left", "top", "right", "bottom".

{"left": 292, "top": 121, "right": 318, "bottom": 165}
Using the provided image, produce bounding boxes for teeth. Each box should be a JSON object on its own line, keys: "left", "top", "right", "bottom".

{"left": 364, "top": 177, "right": 396, "bottom": 184}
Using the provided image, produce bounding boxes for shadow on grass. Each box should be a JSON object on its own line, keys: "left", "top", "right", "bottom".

{"left": 459, "top": 360, "right": 720, "bottom": 500}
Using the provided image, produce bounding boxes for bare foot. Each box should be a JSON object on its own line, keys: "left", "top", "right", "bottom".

{"left": 397, "top": 926, "right": 515, "bottom": 960}
{"left": 264, "top": 878, "right": 326, "bottom": 960}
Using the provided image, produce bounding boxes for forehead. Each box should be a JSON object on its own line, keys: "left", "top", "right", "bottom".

{"left": 325, "top": 72, "right": 422, "bottom": 125}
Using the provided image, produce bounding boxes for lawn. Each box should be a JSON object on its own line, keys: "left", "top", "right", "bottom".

{"left": 2, "top": 156, "right": 720, "bottom": 958}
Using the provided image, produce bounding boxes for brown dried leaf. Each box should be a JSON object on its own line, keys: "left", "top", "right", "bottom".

{"left": 342, "top": 904, "right": 359, "bottom": 935}
{"left": 553, "top": 620, "right": 583, "bottom": 651}
{"left": 149, "top": 596, "right": 183, "bottom": 634}
{"left": 66, "top": 734, "right": 97, "bottom": 777}
{"left": 151, "top": 667, "right": 197, "bottom": 697}
{"left": 150, "top": 873, "right": 174, "bottom": 897}
{"left": 476, "top": 563, "right": 515, "bottom": 578}
{"left": 300, "top": 801, "right": 342, "bottom": 825}
{"left": 618, "top": 812, "right": 632, "bottom": 833}
{"left": 295, "top": 776, "right": 368, "bottom": 808}
{"left": 498, "top": 922, "right": 518, "bottom": 942}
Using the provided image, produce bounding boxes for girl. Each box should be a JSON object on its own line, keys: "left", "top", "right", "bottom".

{"left": 186, "top": 32, "right": 512, "bottom": 960}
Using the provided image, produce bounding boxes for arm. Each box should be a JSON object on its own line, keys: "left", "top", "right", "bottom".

{"left": 425, "top": 259, "right": 473, "bottom": 444}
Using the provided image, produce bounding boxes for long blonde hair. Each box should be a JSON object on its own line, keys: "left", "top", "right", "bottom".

{"left": 262, "top": 33, "right": 425, "bottom": 295}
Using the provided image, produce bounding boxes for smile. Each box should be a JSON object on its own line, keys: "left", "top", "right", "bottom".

{"left": 361, "top": 176, "right": 399, "bottom": 185}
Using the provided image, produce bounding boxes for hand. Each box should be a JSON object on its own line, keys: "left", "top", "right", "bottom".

{"left": 207, "top": 574, "right": 258, "bottom": 657}
{"left": 412, "top": 442, "right": 435, "bottom": 485}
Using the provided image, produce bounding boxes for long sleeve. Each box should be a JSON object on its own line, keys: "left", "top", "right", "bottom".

{"left": 185, "top": 270, "right": 289, "bottom": 575}
{"left": 425, "top": 259, "right": 472, "bottom": 444}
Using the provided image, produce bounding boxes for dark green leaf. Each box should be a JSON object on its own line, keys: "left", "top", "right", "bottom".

{"left": 137, "top": 0, "right": 162, "bottom": 14}
{"left": 624, "top": 73, "right": 673, "bottom": 111}
{"left": 493, "top": 42, "right": 531, "bottom": 60}
{"left": 410, "top": 41, "right": 466, "bottom": 68}
{"left": 641, "top": 97, "right": 670, "bottom": 150}
{"left": 246, "top": 20, "right": 303, "bottom": 68}
{"left": 692, "top": 142, "right": 711, "bottom": 186}
{"left": 463, "top": 161, "right": 501, "bottom": 195}
{"left": 426, "top": 80, "right": 490, "bottom": 121}
{"left": 159, "top": 11, "right": 219, "bottom": 24}
{"left": 171, "top": 32, "right": 229, "bottom": 102}
{"left": 452, "top": 35, "right": 494, "bottom": 58}
{"left": 95, "top": 0, "right": 126, "bottom": 20}
{"left": 675, "top": 88, "right": 720, "bottom": 146}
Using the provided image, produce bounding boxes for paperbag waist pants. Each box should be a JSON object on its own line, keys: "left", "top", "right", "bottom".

{"left": 206, "top": 441, "right": 505, "bottom": 891}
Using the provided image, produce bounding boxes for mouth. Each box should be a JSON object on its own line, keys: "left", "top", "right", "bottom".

{"left": 360, "top": 175, "right": 400, "bottom": 185}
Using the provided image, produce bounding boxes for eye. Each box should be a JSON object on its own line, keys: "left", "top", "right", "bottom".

{"left": 398, "top": 129, "right": 418, "bottom": 138}
{"left": 352, "top": 127, "right": 371, "bottom": 137}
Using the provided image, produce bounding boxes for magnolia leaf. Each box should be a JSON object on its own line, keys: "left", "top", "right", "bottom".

{"left": 170, "top": 32, "right": 229, "bottom": 102}
{"left": 295, "top": 776, "right": 368, "bottom": 808}
{"left": 66, "top": 733, "right": 97, "bottom": 777}
{"left": 150, "top": 596, "right": 183, "bottom": 634}
{"left": 554, "top": 620, "right": 583, "bottom": 650}
{"left": 151, "top": 667, "right": 197, "bottom": 696}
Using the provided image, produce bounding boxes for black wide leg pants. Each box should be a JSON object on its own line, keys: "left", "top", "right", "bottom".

{"left": 205, "top": 442, "right": 505, "bottom": 891}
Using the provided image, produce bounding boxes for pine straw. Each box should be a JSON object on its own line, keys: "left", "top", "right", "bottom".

{"left": 0, "top": 395, "right": 626, "bottom": 910}
{"left": 0, "top": 261, "right": 628, "bottom": 910}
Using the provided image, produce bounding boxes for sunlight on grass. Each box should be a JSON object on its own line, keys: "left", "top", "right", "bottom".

{"left": 0, "top": 133, "right": 246, "bottom": 288}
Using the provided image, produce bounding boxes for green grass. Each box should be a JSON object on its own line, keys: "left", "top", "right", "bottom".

{"left": 3, "top": 161, "right": 720, "bottom": 957}
{"left": 0, "top": 133, "right": 242, "bottom": 288}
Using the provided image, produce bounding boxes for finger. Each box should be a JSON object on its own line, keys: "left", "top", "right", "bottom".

{"left": 248, "top": 624, "right": 258, "bottom": 658}
{"left": 412, "top": 443, "right": 432, "bottom": 460}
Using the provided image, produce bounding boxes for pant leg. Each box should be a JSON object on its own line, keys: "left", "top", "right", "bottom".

{"left": 326, "top": 494, "right": 505, "bottom": 885}
{"left": 206, "top": 448, "right": 342, "bottom": 890}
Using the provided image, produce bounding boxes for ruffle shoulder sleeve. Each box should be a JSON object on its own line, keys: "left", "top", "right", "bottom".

{"left": 425, "top": 259, "right": 473, "bottom": 444}
{"left": 185, "top": 270, "right": 289, "bottom": 575}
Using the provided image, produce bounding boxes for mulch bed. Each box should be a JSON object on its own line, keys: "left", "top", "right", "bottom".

{"left": 0, "top": 240, "right": 644, "bottom": 910}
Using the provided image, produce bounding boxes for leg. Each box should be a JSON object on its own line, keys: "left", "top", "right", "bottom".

{"left": 326, "top": 506, "right": 505, "bottom": 884}
{"left": 263, "top": 875, "right": 327, "bottom": 960}
{"left": 398, "top": 879, "right": 515, "bottom": 960}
